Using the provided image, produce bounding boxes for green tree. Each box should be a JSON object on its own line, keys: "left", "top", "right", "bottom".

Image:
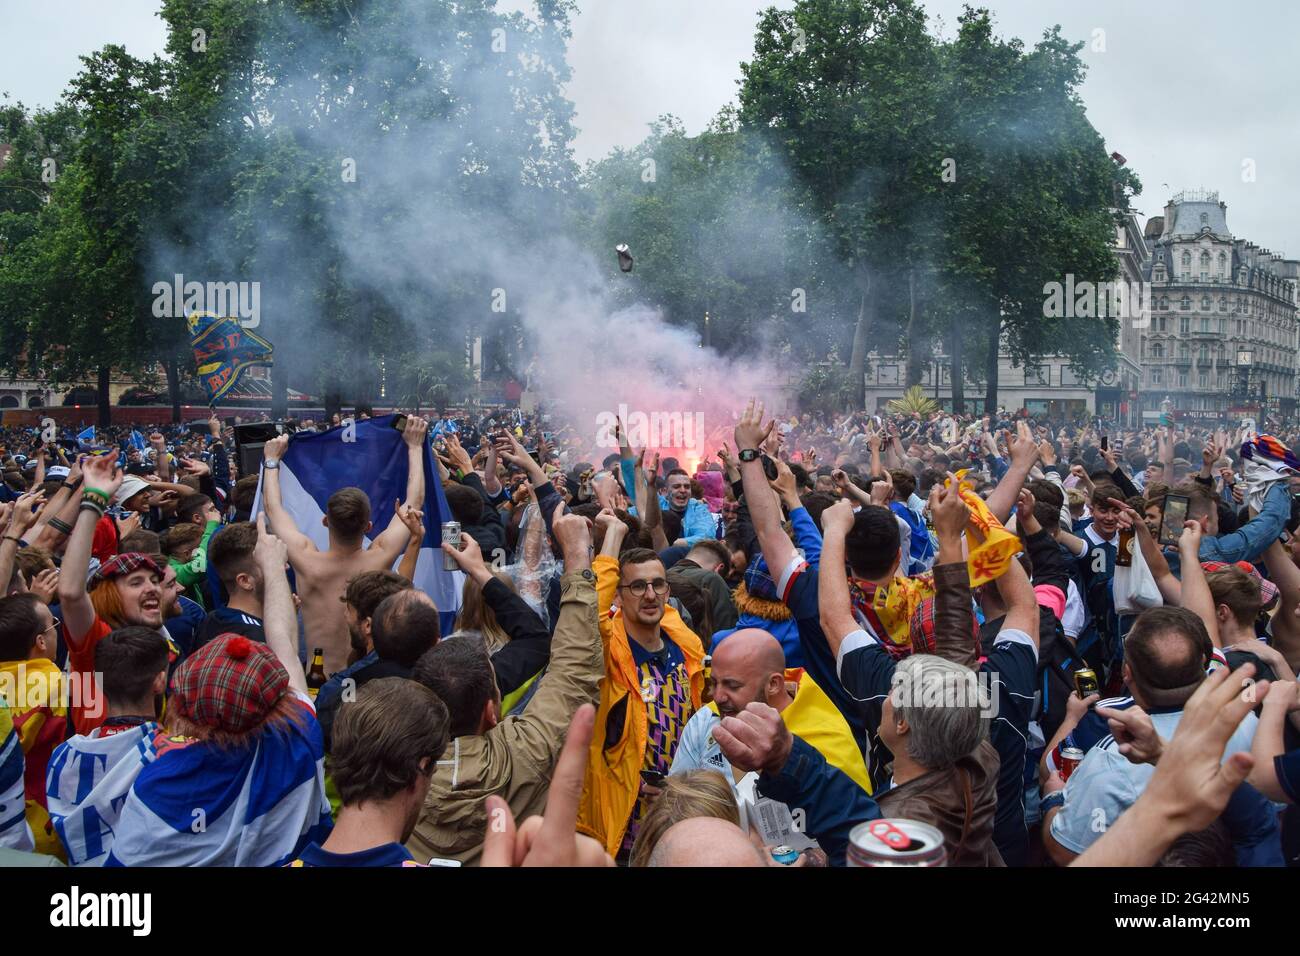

{"left": 934, "top": 7, "right": 1140, "bottom": 411}
{"left": 738, "top": 0, "right": 942, "bottom": 407}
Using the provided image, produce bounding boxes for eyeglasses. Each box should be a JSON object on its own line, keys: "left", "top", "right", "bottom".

{"left": 620, "top": 578, "right": 669, "bottom": 597}
{"left": 42, "top": 617, "right": 60, "bottom": 637}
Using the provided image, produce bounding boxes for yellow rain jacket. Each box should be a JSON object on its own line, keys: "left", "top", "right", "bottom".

{"left": 577, "top": 555, "right": 705, "bottom": 857}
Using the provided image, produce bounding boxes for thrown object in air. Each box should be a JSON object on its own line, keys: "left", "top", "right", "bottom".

{"left": 615, "top": 243, "right": 634, "bottom": 273}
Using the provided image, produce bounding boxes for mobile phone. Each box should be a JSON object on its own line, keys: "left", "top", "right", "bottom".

{"left": 1158, "top": 494, "right": 1190, "bottom": 547}
{"left": 760, "top": 454, "right": 778, "bottom": 481}
{"left": 640, "top": 769, "right": 666, "bottom": 789}
{"left": 391, "top": 413, "right": 408, "bottom": 433}
{"left": 1100, "top": 435, "right": 1108, "bottom": 451}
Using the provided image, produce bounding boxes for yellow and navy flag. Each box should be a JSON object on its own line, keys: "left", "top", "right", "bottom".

{"left": 187, "top": 312, "right": 274, "bottom": 405}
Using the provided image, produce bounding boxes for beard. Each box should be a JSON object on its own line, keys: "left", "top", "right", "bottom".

{"left": 348, "top": 623, "right": 369, "bottom": 658}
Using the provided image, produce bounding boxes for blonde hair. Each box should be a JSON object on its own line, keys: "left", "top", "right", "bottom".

{"left": 454, "top": 571, "right": 515, "bottom": 654}
{"left": 629, "top": 769, "right": 741, "bottom": 868}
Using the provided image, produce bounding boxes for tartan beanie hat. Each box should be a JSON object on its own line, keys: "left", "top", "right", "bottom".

{"left": 169, "top": 635, "right": 290, "bottom": 734}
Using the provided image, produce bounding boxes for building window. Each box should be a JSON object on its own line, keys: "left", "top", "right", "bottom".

{"left": 1152, "top": 369, "right": 1162, "bottom": 385}
{"left": 1025, "top": 365, "right": 1049, "bottom": 386}
{"left": 1201, "top": 317, "right": 1210, "bottom": 333}
{"left": 1151, "top": 343, "right": 1164, "bottom": 358}
{"left": 1219, "top": 297, "right": 1228, "bottom": 312}
{"left": 1181, "top": 296, "right": 1191, "bottom": 311}
{"left": 1180, "top": 316, "right": 1190, "bottom": 334}
{"left": 1201, "top": 296, "right": 1211, "bottom": 311}
{"left": 1218, "top": 252, "right": 1227, "bottom": 275}
{"left": 1199, "top": 372, "right": 1208, "bottom": 388}
{"left": 1159, "top": 296, "right": 1168, "bottom": 310}
{"left": 1178, "top": 371, "right": 1188, "bottom": 387}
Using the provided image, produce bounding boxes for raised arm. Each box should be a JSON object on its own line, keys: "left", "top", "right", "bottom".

{"left": 985, "top": 421, "right": 1039, "bottom": 525}
{"left": 929, "top": 477, "right": 979, "bottom": 669}
{"left": 396, "top": 502, "right": 425, "bottom": 582}
{"left": 736, "top": 400, "right": 795, "bottom": 577}
{"left": 1262, "top": 540, "right": 1300, "bottom": 667}
{"left": 258, "top": 433, "right": 317, "bottom": 556}
{"left": 1172, "top": 521, "right": 1218, "bottom": 647}
{"left": 58, "top": 455, "right": 123, "bottom": 647}
{"left": 994, "top": 544, "right": 1039, "bottom": 647}
{"left": 373, "top": 416, "right": 431, "bottom": 557}
{"left": 253, "top": 514, "right": 306, "bottom": 696}
{"left": 816, "top": 499, "right": 858, "bottom": 661}
{"left": 0, "top": 492, "right": 45, "bottom": 595}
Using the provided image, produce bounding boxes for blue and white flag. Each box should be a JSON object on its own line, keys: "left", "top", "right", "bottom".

{"left": 129, "top": 430, "right": 147, "bottom": 452}
{"left": 46, "top": 722, "right": 159, "bottom": 866}
{"left": 251, "top": 414, "right": 463, "bottom": 633}
{"left": 0, "top": 712, "right": 33, "bottom": 852}
{"left": 105, "top": 697, "right": 331, "bottom": 867}
{"left": 76, "top": 425, "right": 95, "bottom": 446}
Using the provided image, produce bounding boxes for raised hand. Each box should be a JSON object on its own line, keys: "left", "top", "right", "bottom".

{"left": 929, "top": 473, "right": 970, "bottom": 540}
{"left": 263, "top": 434, "right": 290, "bottom": 461}
{"left": 10, "top": 491, "right": 47, "bottom": 535}
{"left": 869, "top": 469, "right": 893, "bottom": 506}
{"left": 396, "top": 499, "right": 425, "bottom": 542}
{"left": 253, "top": 512, "right": 289, "bottom": 571}
{"left": 481, "top": 704, "right": 613, "bottom": 867}
{"left": 768, "top": 457, "right": 798, "bottom": 502}
{"left": 441, "top": 531, "right": 485, "bottom": 574}
{"left": 82, "top": 454, "right": 124, "bottom": 499}
{"left": 402, "top": 415, "right": 430, "bottom": 448}
{"left": 29, "top": 567, "right": 60, "bottom": 604}
{"left": 443, "top": 433, "right": 473, "bottom": 475}
{"left": 822, "top": 497, "right": 856, "bottom": 539}
{"left": 1009, "top": 421, "right": 1039, "bottom": 469}
{"left": 734, "top": 398, "right": 775, "bottom": 452}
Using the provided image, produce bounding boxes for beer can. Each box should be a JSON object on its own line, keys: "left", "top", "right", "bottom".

{"left": 846, "top": 818, "right": 946, "bottom": 867}
{"left": 1073, "top": 668, "right": 1099, "bottom": 699}
{"left": 1059, "top": 746, "right": 1085, "bottom": 782}
{"left": 442, "top": 520, "right": 462, "bottom": 571}
{"left": 770, "top": 845, "right": 800, "bottom": 866}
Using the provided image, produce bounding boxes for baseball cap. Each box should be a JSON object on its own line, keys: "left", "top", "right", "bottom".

{"left": 47, "top": 465, "right": 70, "bottom": 480}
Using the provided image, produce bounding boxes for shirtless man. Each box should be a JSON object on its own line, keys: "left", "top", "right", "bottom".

{"left": 260, "top": 416, "right": 429, "bottom": 673}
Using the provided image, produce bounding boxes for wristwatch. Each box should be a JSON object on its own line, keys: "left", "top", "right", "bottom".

{"left": 738, "top": 448, "right": 760, "bottom": 463}
{"left": 1040, "top": 790, "right": 1066, "bottom": 816}
{"left": 263, "top": 458, "right": 280, "bottom": 470}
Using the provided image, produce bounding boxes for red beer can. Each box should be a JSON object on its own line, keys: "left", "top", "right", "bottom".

{"left": 1059, "top": 746, "right": 1084, "bottom": 782}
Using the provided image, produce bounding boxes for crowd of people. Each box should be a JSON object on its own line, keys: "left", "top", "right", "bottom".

{"left": 2, "top": 397, "right": 1300, "bottom": 868}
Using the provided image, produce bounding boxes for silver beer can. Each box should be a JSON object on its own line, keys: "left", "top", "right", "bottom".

{"left": 442, "top": 520, "right": 462, "bottom": 571}
{"left": 846, "top": 818, "right": 947, "bottom": 867}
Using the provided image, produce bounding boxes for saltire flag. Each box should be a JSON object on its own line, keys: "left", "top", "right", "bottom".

{"left": 129, "top": 430, "right": 147, "bottom": 452}
{"left": 76, "top": 425, "right": 95, "bottom": 446}
{"left": 250, "top": 415, "right": 463, "bottom": 634}
{"left": 187, "top": 311, "right": 274, "bottom": 405}
{"left": 104, "top": 700, "right": 331, "bottom": 866}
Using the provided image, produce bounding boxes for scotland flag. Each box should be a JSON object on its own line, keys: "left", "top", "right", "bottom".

{"left": 251, "top": 414, "right": 462, "bottom": 632}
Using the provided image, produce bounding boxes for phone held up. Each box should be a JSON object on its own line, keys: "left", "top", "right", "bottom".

{"left": 1158, "top": 493, "right": 1191, "bottom": 548}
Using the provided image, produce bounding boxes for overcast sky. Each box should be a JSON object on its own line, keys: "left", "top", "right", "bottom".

{"left": 3, "top": 0, "right": 1297, "bottom": 254}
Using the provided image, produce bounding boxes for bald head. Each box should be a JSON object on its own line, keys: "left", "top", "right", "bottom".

{"left": 646, "top": 817, "right": 766, "bottom": 868}
{"left": 711, "top": 628, "right": 787, "bottom": 718}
